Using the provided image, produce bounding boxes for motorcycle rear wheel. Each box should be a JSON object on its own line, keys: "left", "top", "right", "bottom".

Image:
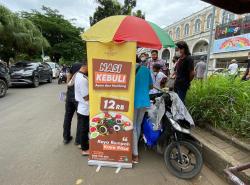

{"left": 164, "top": 141, "right": 203, "bottom": 179}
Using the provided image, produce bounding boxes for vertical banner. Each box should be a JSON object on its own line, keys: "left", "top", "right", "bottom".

{"left": 87, "top": 42, "right": 136, "bottom": 168}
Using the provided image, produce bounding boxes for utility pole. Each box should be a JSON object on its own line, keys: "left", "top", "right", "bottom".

{"left": 205, "top": 6, "right": 216, "bottom": 78}
{"left": 41, "top": 45, "right": 44, "bottom": 62}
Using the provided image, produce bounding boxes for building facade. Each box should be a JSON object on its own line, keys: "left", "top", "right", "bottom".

{"left": 160, "top": 6, "right": 250, "bottom": 71}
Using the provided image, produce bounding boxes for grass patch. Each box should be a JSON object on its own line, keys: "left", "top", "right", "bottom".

{"left": 186, "top": 76, "right": 250, "bottom": 139}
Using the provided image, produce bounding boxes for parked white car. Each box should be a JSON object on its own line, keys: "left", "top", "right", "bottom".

{"left": 46, "top": 62, "right": 60, "bottom": 78}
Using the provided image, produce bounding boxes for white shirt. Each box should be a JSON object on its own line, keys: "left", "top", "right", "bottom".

{"left": 228, "top": 63, "right": 238, "bottom": 75}
{"left": 149, "top": 71, "right": 167, "bottom": 94}
{"left": 195, "top": 61, "right": 206, "bottom": 78}
{"left": 74, "top": 72, "right": 89, "bottom": 116}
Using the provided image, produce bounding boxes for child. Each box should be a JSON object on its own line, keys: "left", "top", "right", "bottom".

{"left": 149, "top": 63, "right": 167, "bottom": 95}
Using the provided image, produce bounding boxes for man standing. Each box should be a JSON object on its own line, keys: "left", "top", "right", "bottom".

{"left": 147, "top": 50, "right": 167, "bottom": 74}
{"left": 133, "top": 56, "right": 153, "bottom": 163}
{"left": 63, "top": 62, "right": 82, "bottom": 145}
{"left": 195, "top": 56, "right": 206, "bottom": 80}
{"left": 174, "top": 41, "right": 195, "bottom": 103}
{"left": 228, "top": 59, "right": 238, "bottom": 76}
{"left": 74, "top": 63, "right": 89, "bottom": 156}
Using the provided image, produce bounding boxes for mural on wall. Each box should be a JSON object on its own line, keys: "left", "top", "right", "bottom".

{"left": 215, "top": 17, "right": 250, "bottom": 39}
{"left": 213, "top": 33, "right": 250, "bottom": 53}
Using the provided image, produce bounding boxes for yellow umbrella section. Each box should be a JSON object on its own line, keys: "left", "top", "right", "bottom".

{"left": 81, "top": 15, "right": 126, "bottom": 43}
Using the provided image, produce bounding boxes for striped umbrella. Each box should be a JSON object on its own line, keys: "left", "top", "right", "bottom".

{"left": 81, "top": 15, "right": 175, "bottom": 49}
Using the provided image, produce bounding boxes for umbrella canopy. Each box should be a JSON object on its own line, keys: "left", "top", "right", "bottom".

{"left": 201, "top": 0, "right": 250, "bottom": 14}
{"left": 82, "top": 15, "right": 175, "bottom": 49}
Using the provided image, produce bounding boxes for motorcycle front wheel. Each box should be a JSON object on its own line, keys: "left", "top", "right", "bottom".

{"left": 164, "top": 141, "right": 203, "bottom": 179}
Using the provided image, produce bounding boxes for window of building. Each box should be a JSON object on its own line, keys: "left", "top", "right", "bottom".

{"left": 184, "top": 24, "right": 189, "bottom": 36}
{"left": 206, "top": 14, "right": 212, "bottom": 29}
{"left": 175, "top": 27, "right": 180, "bottom": 39}
{"left": 194, "top": 19, "right": 201, "bottom": 33}
{"left": 222, "top": 11, "right": 235, "bottom": 24}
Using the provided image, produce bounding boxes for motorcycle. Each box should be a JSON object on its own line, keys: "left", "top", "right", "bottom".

{"left": 144, "top": 88, "right": 203, "bottom": 179}
{"left": 58, "top": 71, "right": 67, "bottom": 84}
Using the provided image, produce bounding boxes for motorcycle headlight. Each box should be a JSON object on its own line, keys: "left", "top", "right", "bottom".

{"left": 169, "top": 118, "right": 190, "bottom": 134}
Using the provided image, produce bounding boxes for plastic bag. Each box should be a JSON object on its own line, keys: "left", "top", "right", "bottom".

{"left": 147, "top": 97, "right": 165, "bottom": 131}
{"left": 147, "top": 103, "right": 159, "bottom": 130}
{"left": 59, "top": 91, "right": 66, "bottom": 102}
{"left": 142, "top": 116, "right": 162, "bottom": 147}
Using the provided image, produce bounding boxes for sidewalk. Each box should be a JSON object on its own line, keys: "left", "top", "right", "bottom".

{"left": 192, "top": 127, "right": 250, "bottom": 183}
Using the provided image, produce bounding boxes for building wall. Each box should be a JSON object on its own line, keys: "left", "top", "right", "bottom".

{"left": 160, "top": 6, "right": 249, "bottom": 71}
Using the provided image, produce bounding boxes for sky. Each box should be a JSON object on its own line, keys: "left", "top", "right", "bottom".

{"left": 0, "top": 0, "right": 210, "bottom": 28}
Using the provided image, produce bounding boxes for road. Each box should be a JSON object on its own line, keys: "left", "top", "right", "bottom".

{"left": 0, "top": 81, "right": 228, "bottom": 185}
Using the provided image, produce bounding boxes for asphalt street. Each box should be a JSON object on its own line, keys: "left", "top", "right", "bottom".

{"left": 0, "top": 81, "right": 228, "bottom": 185}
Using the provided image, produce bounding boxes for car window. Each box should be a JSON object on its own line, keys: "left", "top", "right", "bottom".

{"left": 47, "top": 63, "right": 55, "bottom": 69}
{"left": 13, "top": 62, "right": 38, "bottom": 69}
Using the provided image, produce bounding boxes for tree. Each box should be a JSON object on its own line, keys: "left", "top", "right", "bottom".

{"left": 133, "top": 10, "right": 145, "bottom": 19}
{"left": 121, "top": 0, "right": 136, "bottom": 15}
{"left": 22, "top": 6, "right": 86, "bottom": 64}
{"left": 90, "top": 0, "right": 145, "bottom": 26}
{"left": 90, "top": 0, "right": 122, "bottom": 26}
{"left": 0, "top": 5, "right": 49, "bottom": 63}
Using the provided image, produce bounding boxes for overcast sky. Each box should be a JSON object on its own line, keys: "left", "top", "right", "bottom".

{"left": 0, "top": 0, "right": 210, "bottom": 28}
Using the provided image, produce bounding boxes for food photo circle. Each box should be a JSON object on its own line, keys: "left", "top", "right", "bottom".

{"left": 90, "top": 112, "right": 133, "bottom": 139}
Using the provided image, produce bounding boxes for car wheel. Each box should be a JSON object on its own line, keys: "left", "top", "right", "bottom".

{"left": 47, "top": 75, "right": 52, "bottom": 83}
{"left": 0, "top": 79, "right": 7, "bottom": 98}
{"left": 32, "top": 76, "right": 39, "bottom": 88}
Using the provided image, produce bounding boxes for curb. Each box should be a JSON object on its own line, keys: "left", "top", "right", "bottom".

{"left": 205, "top": 125, "right": 250, "bottom": 152}
{"left": 192, "top": 129, "right": 250, "bottom": 184}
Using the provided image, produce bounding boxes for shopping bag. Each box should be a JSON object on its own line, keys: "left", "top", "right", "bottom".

{"left": 59, "top": 91, "right": 66, "bottom": 102}
{"left": 142, "top": 116, "right": 162, "bottom": 147}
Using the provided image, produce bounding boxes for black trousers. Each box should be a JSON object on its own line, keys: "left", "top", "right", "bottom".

{"left": 77, "top": 113, "right": 89, "bottom": 151}
{"left": 63, "top": 100, "right": 80, "bottom": 143}
{"left": 175, "top": 87, "right": 188, "bottom": 104}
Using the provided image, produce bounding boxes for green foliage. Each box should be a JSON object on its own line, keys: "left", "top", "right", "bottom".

{"left": 0, "top": 5, "right": 49, "bottom": 62}
{"left": 15, "top": 53, "right": 32, "bottom": 61}
{"left": 133, "top": 10, "right": 145, "bottom": 19}
{"left": 90, "top": 0, "right": 145, "bottom": 26}
{"left": 90, "top": 0, "right": 121, "bottom": 26}
{"left": 59, "top": 57, "right": 72, "bottom": 66}
{"left": 186, "top": 76, "right": 250, "bottom": 139}
{"left": 121, "top": 0, "right": 136, "bottom": 15}
{"left": 21, "top": 6, "right": 86, "bottom": 64}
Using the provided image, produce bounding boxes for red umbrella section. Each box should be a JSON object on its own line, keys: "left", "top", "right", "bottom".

{"left": 201, "top": 0, "right": 250, "bottom": 14}
{"left": 82, "top": 15, "right": 175, "bottom": 49}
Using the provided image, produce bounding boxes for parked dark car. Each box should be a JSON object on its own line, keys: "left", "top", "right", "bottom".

{"left": 10, "top": 62, "right": 53, "bottom": 87}
{"left": 0, "top": 62, "right": 10, "bottom": 98}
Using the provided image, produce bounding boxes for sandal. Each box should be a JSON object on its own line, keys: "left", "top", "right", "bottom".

{"left": 81, "top": 150, "right": 89, "bottom": 156}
